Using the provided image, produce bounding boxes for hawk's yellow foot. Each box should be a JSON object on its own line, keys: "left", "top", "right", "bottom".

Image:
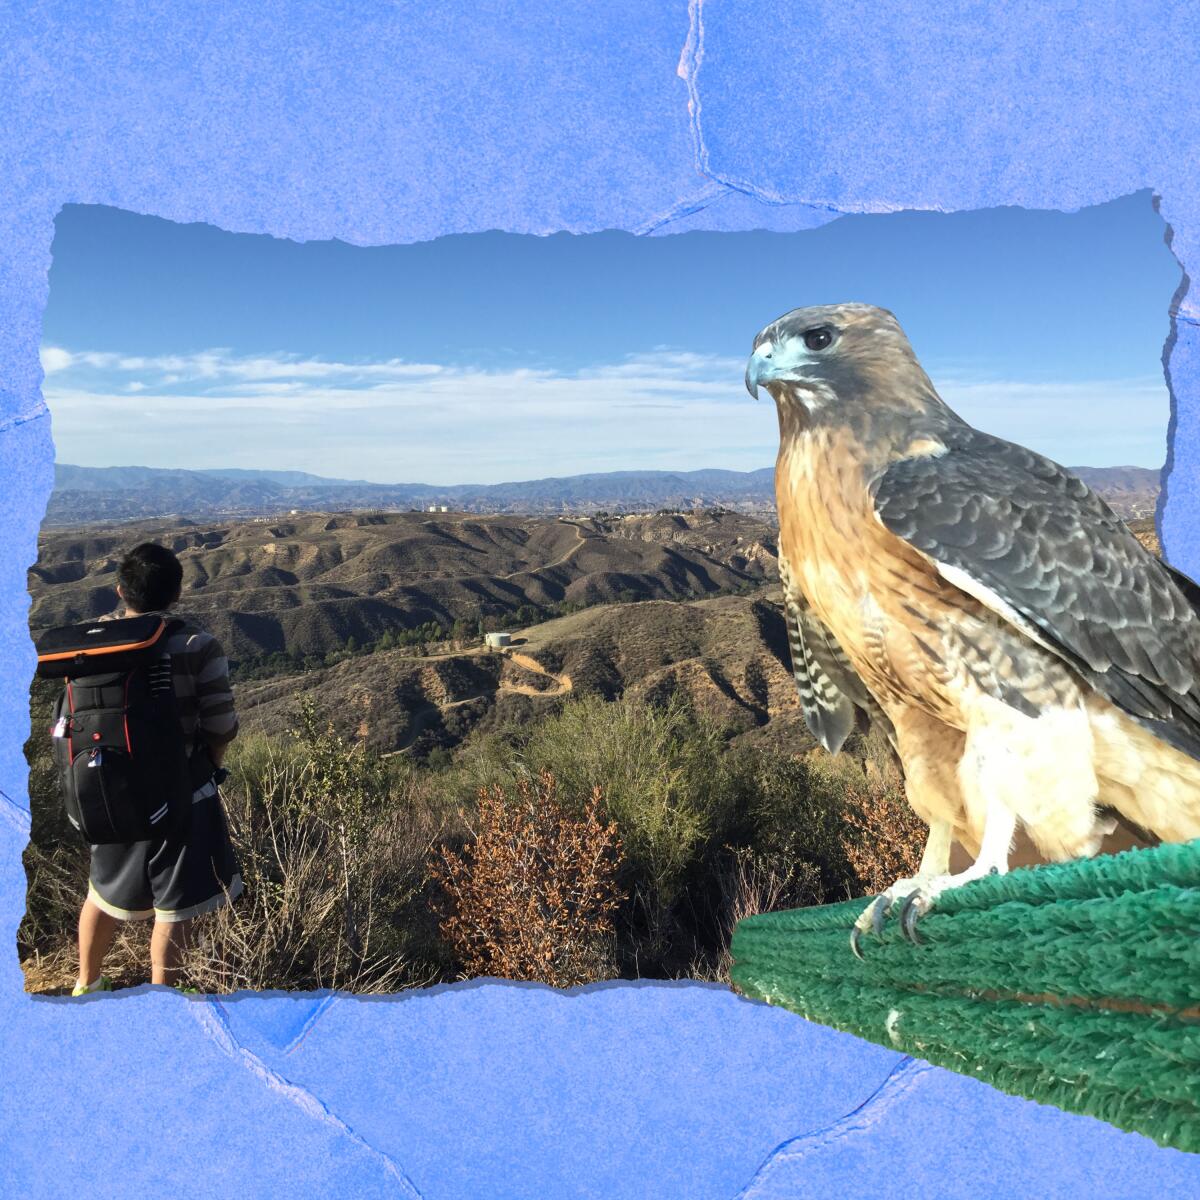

{"left": 894, "top": 863, "right": 1007, "bottom": 944}
{"left": 849, "top": 874, "right": 937, "bottom": 958}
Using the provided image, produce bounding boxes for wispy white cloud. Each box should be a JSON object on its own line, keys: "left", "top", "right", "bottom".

{"left": 41, "top": 345, "right": 447, "bottom": 384}
{"left": 40, "top": 346, "right": 74, "bottom": 374}
{"left": 40, "top": 345, "right": 774, "bottom": 482}
{"left": 935, "top": 374, "right": 1169, "bottom": 465}
{"left": 39, "top": 344, "right": 1169, "bottom": 483}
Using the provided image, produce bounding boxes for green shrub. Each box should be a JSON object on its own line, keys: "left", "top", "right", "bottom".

{"left": 731, "top": 749, "right": 861, "bottom": 905}
{"left": 534, "top": 696, "right": 732, "bottom": 906}
{"left": 19, "top": 663, "right": 925, "bottom": 993}
{"left": 443, "top": 693, "right": 741, "bottom": 968}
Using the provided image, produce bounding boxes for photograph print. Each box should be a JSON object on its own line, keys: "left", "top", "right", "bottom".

{"left": 21, "top": 190, "right": 1196, "bottom": 1001}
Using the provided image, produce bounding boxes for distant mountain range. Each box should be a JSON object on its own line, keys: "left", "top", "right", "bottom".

{"left": 53, "top": 465, "right": 379, "bottom": 491}
{"left": 29, "top": 505, "right": 810, "bottom": 758}
{"left": 47, "top": 464, "right": 780, "bottom": 524}
{"left": 45, "top": 461, "right": 1161, "bottom": 525}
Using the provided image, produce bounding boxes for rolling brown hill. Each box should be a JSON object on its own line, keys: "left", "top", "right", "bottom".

{"left": 233, "top": 589, "right": 816, "bottom": 759}
{"left": 1126, "top": 517, "right": 1162, "bottom": 556}
{"left": 28, "top": 505, "right": 1170, "bottom": 762}
{"left": 28, "top": 509, "right": 780, "bottom": 661}
{"left": 223, "top": 513, "right": 1173, "bottom": 759}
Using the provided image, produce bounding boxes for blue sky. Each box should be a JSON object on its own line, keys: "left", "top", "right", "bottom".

{"left": 41, "top": 192, "right": 1180, "bottom": 483}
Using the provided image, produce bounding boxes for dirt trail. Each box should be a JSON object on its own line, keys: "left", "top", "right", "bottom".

{"left": 500, "top": 522, "right": 590, "bottom": 580}
{"left": 383, "top": 648, "right": 571, "bottom": 755}
{"left": 500, "top": 651, "right": 573, "bottom": 697}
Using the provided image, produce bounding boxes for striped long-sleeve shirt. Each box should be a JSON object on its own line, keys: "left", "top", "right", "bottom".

{"left": 102, "top": 608, "right": 239, "bottom": 752}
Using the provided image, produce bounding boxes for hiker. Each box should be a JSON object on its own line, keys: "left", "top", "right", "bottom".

{"left": 72, "top": 542, "right": 241, "bottom": 994}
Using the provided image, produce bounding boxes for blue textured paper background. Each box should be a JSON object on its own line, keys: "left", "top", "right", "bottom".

{"left": 3, "top": 4, "right": 1199, "bottom": 1195}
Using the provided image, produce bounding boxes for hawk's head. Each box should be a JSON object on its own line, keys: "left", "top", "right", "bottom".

{"left": 745, "top": 303, "right": 938, "bottom": 422}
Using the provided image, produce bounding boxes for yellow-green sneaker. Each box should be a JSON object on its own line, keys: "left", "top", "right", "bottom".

{"left": 71, "top": 975, "right": 113, "bottom": 997}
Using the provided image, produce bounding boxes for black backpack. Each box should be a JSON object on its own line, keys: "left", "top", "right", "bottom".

{"left": 36, "top": 615, "right": 195, "bottom": 844}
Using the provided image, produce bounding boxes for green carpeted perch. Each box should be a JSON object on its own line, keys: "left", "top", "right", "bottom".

{"left": 730, "top": 838, "right": 1200, "bottom": 1154}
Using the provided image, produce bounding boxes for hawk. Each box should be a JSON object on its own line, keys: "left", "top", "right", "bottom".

{"left": 745, "top": 303, "right": 1200, "bottom": 956}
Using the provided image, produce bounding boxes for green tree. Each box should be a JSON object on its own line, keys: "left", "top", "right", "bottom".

{"left": 462, "top": 694, "right": 739, "bottom": 951}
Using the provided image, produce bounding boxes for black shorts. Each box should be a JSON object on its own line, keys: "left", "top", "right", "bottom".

{"left": 88, "top": 783, "right": 243, "bottom": 923}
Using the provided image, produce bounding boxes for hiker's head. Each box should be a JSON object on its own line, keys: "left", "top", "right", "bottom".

{"left": 116, "top": 543, "right": 183, "bottom": 614}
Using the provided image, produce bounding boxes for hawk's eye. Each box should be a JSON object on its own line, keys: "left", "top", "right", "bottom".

{"left": 803, "top": 328, "right": 833, "bottom": 351}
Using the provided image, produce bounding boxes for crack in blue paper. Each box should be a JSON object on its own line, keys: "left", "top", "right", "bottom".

{"left": 194, "top": 997, "right": 425, "bottom": 1198}
{"left": 733, "top": 1057, "right": 932, "bottom": 1199}
{"left": 633, "top": 181, "right": 731, "bottom": 236}
{"left": 0, "top": 404, "right": 49, "bottom": 438}
{"left": 0, "top": 785, "right": 31, "bottom": 834}
{"left": 676, "top": 0, "right": 939, "bottom": 216}
{"left": 212, "top": 991, "right": 339, "bottom": 1055}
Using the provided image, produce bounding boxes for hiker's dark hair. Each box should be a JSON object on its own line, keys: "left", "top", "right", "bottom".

{"left": 117, "top": 543, "right": 183, "bottom": 613}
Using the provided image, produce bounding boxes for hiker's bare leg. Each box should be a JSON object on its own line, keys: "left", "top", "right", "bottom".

{"left": 150, "top": 917, "right": 193, "bottom": 986}
{"left": 77, "top": 897, "right": 118, "bottom": 987}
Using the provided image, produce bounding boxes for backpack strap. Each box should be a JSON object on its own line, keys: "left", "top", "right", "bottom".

{"left": 147, "top": 618, "right": 185, "bottom": 698}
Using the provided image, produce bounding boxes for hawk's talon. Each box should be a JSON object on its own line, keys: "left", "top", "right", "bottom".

{"left": 851, "top": 894, "right": 890, "bottom": 959}
{"left": 899, "top": 892, "right": 926, "bottom": 944}
{"left": 870, "top": 894, "right": 890, "bottom": 937}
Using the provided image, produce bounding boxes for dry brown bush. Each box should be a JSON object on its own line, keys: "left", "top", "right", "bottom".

{"left": 431, "top": 770, "right": 625, "bottom": 987}
{"left": 838, "top": 756, "right": 927, "bottom": 896}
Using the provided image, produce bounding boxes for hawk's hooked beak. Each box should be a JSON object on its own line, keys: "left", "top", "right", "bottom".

{"left": 745, "top": 345, "right": 774, "bottom": 400}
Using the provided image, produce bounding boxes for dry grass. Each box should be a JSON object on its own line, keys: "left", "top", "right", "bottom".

{"left": 21, "top": 702, "right": 456, "bottom": 994}
{"left": 19, "top": 815, "right": 160, "bottom": 993}
{"left": 694, "top": 848, "right": 824, "bottom": 984}
{"left": 696, "top": 749, "right": 925, "bottom": 983}
{"left": 182, "top": 716, "right": 450, "bottom": 993}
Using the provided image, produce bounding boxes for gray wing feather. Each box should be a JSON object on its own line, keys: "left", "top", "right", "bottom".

{"left": 873, "top": 427, "right": 1200, "bottom": 759}
{"left": 783, "top": 588, "right": 891, "bottom": 754}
